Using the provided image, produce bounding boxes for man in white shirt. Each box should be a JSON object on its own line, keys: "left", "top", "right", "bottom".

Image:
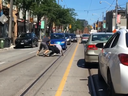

{"left": 49, "top": 44, "right": 63, "bottom": 56}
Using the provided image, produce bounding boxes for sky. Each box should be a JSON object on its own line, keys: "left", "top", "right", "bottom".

{"left": 57, "top": 0, "right": 128, "bottom": 25}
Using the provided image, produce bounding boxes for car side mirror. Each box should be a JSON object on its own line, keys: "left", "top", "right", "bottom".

{"left": 96, "top": 43, "right": 104, "bottom": 48}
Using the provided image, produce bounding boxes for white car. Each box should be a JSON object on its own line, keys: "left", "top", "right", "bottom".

{"left": 96, "top": 28, "right": 128, "bottom": 96}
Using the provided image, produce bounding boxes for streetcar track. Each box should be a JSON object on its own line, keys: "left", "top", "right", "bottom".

{"left": 20, "top": 42, "right": 75, "bottom": 96}
{"left": 11, "top": 43, "right": 75, "bottom": 96}
{"left": 0, "top": 43, "right": 73, "bottom": 73}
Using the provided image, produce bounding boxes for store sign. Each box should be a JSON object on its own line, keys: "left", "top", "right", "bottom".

{"left": 117, "top": 14, "right": 121, "bottom": 24}
{"left": 103, "top": 23, "right": 106, "bottom": 28}
{"left": 41, "top": 21, "right": 44, "bottom": 29}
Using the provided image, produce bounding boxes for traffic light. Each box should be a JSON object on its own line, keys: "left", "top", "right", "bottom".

{"left": 69, "top": 24, "right": 71, "bottom": 29}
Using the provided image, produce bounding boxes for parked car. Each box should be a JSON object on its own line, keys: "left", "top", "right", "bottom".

{"left": 65, "top": 33, "right": 71, "bottom": 45}
{"left": 69, "top": 33, "right": 77, "bottom": 42}
{"left": 15, "top": 32, "right": 38, "bottom": 48}
{"left": 50, "top": 33, "right": 67, "bottom": 50}
{"left": 84, "top": 32, "right": 113, "bottom": 63}
{"left": 96, "top": 29, "right": 128, "bottom": 96}
{"left": 81, "top": 34, "right": 90, "bottom": 43}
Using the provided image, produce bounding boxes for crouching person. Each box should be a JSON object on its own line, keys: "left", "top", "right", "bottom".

{"left": 49, "top": 44, "right": 63, "bottom": 56}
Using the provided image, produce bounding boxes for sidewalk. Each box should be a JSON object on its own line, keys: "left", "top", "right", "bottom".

{"left": 0, "top": 44, "right": 15, "bottom": 51}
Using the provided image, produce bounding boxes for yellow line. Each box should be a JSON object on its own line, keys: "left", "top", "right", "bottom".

{"left": 55, "top": 40, "right": 79, "bottom": 96}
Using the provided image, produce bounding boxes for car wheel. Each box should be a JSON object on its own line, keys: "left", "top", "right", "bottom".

{"left": 107, "top": 71, "right": 117, "bottom": 96}
{"left": 98, "top": 66, "right": 103, "bottom": 81}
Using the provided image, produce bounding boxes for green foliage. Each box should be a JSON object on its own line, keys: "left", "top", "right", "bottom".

{"left": 5, "top": 0, "right": 85, "bottom": 33}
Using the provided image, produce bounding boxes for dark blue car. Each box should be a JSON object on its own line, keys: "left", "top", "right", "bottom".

{"left": 50, "top": 33, "right": 67, "bottom": 50}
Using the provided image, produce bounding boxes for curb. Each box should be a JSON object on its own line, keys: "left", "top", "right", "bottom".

{"left": 0, "top": 45, "right": 15, "bottom": 51}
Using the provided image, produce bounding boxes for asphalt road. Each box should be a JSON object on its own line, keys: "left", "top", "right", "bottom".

{"left": 0, "top": 41, "right": 108, "bottom": 96}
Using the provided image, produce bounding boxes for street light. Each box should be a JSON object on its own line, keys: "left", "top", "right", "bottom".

{"left": 99, "top": 1, "right": 115, "bottom": 6}
{"left": 100, "top": 0, "right": 118, "bottom": 29}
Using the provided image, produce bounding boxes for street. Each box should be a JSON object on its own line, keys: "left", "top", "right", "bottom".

{"left": 0, "top": 41, "right": 108, "bottom": 96}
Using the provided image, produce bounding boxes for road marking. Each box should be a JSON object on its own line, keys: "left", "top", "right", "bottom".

{"left": 29, "top": 51, "right": 36, "bottom": 54}
{"left": 0, "top": 62, "right": 6, "bottom": 65}
{"left": 55, "top": 40, "right": 79, "bottom": 96}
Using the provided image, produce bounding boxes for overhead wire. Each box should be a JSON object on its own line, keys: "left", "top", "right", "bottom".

{"left": 106, "top": 0, "right": 115, "bottom": 11}
{"left": 86, "top": 0, "right": 93, "bottom": 19}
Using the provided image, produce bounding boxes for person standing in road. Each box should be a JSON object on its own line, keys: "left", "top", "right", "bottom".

{"left": 36, "top": 35, "right": 50, "bottom": 56}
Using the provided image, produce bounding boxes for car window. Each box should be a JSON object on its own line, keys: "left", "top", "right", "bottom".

{"left": 92, "top": 34, "right": 112, "bottom": 41}
{"left": 82, "top": 34, "right": 90, "bottom": 37}
{"left": 69, "top": 34, "right": 76, "bottom": 37}
{"left": 104, "top": 33, "right": 118, "bottom": 48}
{"left": 111, "top": 33, "right": 120, "bottom": 48}
{"left": 51, "top": 34, "right": 65, "bottom": 39}
{"left": 65, "top": 34, "right": 69, "bottom": 37}
{"left": 126, "top": 33, "right": 128, "bottom": 47}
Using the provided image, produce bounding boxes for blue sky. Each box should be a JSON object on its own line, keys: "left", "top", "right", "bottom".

{"left": 57, "top": 0, "right": 128, "bottom": 25}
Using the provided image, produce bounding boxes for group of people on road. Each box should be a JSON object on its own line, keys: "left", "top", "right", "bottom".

{"left": 36, "top": 35, "right": 63, "bottom": 57}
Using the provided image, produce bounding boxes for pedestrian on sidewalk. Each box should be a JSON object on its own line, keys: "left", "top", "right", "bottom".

{"left": 36, "top": 35, "right": 50, "bottom": 56}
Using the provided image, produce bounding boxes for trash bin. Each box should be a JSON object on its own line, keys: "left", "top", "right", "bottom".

{"left": 0, "top": 39, "right": 4, "bottom": 49}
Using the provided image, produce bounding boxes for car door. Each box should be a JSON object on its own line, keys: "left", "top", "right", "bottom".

{"left": 100, "top": 33, "right": 118, "bottom": 81}
{"left": 103, "top": 33, "right": 120, "bottom": 81}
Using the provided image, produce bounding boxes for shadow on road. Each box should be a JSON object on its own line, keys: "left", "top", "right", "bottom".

{"left": 14, "top": 46, "right": 33, "bottom": 49}
{"left": 77, "top": 59, "right": 107, "bottom": 96}
{"left": 77, "top": 59, "right": 98, "bottom": 69}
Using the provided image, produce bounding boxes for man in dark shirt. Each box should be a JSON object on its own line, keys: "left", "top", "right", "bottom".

{"left": 36, "top": 36, "right": 50, "bottom": 56}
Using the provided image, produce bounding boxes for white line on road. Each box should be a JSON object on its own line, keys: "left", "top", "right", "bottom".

{"left": 0, "top": 62, "right": 6, "bottom": 65}
{"left": 29, "top": 51, "right": 36, "bottom": 54}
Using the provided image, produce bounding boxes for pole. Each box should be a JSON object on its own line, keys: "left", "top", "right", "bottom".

{"left": 58, "top": 0, "right": 59, "bottom": 4}
{"left": 8, "top": 0, "right": 13, "bottom": 38}
{"left": 115, "top": 0, "right": 118, "bottom": 29}
{"left": 102, "top": 12, "right": 104, "bottom": 21}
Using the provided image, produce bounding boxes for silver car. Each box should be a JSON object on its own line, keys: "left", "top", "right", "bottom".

{"left": 84, "top": 32, "right": 113, "bottom": 63}
{"left": 96, "top": 29, "right": 128, "bottom": 96}
{"left": 81, "top": 34, "right": 90, "bottom": 43}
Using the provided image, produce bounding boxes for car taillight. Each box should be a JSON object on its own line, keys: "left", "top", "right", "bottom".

{"left": 118, "top": 54, "right": 128, "bottom": 66}
{"left": 87, "top": 45, "right": 97, "bottom": 50}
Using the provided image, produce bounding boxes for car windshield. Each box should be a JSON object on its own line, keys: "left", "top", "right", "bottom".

{"left": 83, "top": 34, "right": 90, "bottom": 37}
{"left": 70, "top": 34, "right": 76, "bottom": 37}
{"left": 51, "top": 34, "right": 65, "bottom": 39}
{"left": 65, "top": 34, "right": 69, "bottom": 37}
{"left": 92, "top": 34, "right": 112, "bottom": 41}
{"left": 20, "top": 33, "right": 31, "bottom": 38}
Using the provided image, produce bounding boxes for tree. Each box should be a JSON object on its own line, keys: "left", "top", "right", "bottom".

{"left": 31, "top": 0, "right": 56, "bottom": 37}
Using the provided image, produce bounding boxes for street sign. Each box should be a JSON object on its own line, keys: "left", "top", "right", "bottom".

{"left": 103, "top": 23, "right": 106, "bottom": 28}
{"left": 41, "top": 21, "right": 44, "bottom": 29}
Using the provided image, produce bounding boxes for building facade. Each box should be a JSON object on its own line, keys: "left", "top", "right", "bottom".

{"left": 106, "top": 10, "right": 127, "bottom": 32}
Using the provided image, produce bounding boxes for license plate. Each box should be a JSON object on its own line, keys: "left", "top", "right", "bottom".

{"left": 21, "top": 42, "right": 24, "bottom": 44}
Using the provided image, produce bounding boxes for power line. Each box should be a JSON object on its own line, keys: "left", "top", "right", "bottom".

{"left": 86, "top": 0, "right": 93, "bottom": 19}
{"left": 106, "top": 0, "right": 115, "bottom": 11}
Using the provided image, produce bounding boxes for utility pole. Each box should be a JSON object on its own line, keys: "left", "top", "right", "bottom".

{"left": 115, "top": 0, "right": 118, "bottom": 29}
{"left": 9, "top": 0, "right": 13, "bottom": 39}
{"left": 102, "top": 12, "right": 104, "bottom": 21}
